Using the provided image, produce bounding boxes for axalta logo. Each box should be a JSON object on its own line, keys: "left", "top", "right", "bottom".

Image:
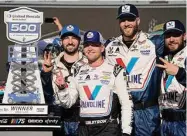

{"left": 11, "top": 106, "right": 33, "bottom": 111}
{"left": 11, "top": 118, "right": 25, "bottom": 124}
{"left": 83, "top": 85, "right": 102, "bottom": 100}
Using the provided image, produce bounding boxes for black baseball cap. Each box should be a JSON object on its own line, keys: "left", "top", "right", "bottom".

{"left": 163, "top": 20, "right": 186, "bottom": 35}
{"left": 117, "top": 4, "right": 139, "bottom": 19}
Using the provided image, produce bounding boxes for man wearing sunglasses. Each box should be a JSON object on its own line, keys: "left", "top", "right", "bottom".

{"left": 105, "top": 4, "right": 164, "bottom": 136}
{"left": 156, "top": 20, "right": 186, "bottom": 136}
{"left": 54, "top": 30, "right": 133, "bottom": 136}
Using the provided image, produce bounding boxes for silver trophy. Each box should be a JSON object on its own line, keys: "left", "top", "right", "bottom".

{"left": 0, "top": 7, "right": 61, "bottom": 131}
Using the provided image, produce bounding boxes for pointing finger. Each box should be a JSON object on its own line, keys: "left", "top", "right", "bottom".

{"left": 159, "top": 57, "right": 169, "bottom": 64}
{"left": 48, "top": 52, "right": 52, "bottom": 60}
{"left": 44, "top": 51, "right": 47, "bottom": 60}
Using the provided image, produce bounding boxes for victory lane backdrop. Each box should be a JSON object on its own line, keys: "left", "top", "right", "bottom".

{"left": 0, "top": 6, "right": 185, "bottom": 81}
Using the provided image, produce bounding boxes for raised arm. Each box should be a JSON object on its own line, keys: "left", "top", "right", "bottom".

{"left": 53, "top": 73, "right": 79, "bottom": 108}
{"left": 53, "top": 17, "right": 63, "bottom": 31}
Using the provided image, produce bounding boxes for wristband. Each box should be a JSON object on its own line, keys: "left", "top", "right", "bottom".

{"left": 44, "top": 64, "right": 53, "bottom": 68}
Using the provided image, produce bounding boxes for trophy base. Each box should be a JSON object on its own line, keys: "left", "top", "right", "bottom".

{"left": 0, "top": 104, "right": 62, "bottom": 131}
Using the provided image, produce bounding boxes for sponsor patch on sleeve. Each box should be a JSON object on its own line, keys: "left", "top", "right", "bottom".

{"left": 113, "top": 64, "right": 123, "bottom": 77}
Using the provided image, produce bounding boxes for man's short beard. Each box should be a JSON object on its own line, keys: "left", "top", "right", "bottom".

{"left": 64, "top": 46, "right": 79, "bottom": 55}
{"left": 62, "top": 41, "right": 80, "bottom": 55}
{"left": 164, "top": 41, "right": 186, "bottom": 55}
{"left": 165, "top": 42, "right": 185, "bottom": 55}
{"left": 120, "top": 25, "right": 139, "bottom": 39}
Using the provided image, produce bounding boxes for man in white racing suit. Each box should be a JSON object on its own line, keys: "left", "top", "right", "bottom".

{"left": 54, "top": 30, "right": 133, "bottom": 136}
{"left": 156, "top": 20, "right": 186, "bottom": 136}
{"left": 105, "top": 4, "right": 163, "bottom": 136}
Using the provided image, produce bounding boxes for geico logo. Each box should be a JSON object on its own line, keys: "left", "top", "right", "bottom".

{"left": 0, "top": 119, "right": 8, "bottom": 124}
{"left": 28, "top": 119, "right": 43, "bottom": 123}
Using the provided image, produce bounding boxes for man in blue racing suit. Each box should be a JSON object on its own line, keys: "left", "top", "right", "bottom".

{"left": 105, "top": 4, "right": 164, "bottom": 136}
{"left": 156, "top": 20, "right": 186, "bottom": 136}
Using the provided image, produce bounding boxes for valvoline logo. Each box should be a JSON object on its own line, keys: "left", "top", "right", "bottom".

{"left": 116, "top": 57, "right": 142, "bottom": 84}
{"left": 83, "top": 85, "right": 102, "bottom": 100}
{"left": 116, "top": 57, "right": 139, "bottom": 74}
